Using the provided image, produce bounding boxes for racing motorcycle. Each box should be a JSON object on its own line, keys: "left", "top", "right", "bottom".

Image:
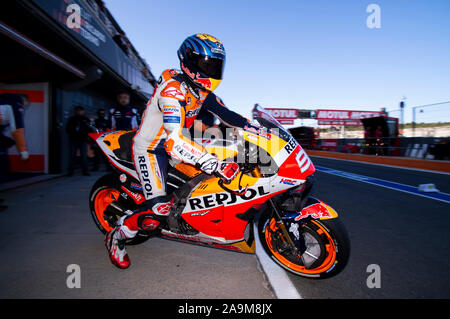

{"left": 88, "top": 106, "right": 350, "bottom": 278}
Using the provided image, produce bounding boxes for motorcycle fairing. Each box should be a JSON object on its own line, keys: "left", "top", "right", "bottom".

{"left": 120, "top": 185, "right": 146, "bottom": 205}
{"left": 241, "top": 131, "right": 315, "bottom": 181}
{"left": 181, "top": 173, "right": 294, "bottom": 242}
{"left": 286, "top": 197, "right": 339, "bottom": 222}
{"left": 160, "top": 228, "right": 256, "bottom": 253}
{"left": 92, "top": 131, "right": 139, "bottom": 180}
{"left": 175, "top": 130, "right": 316, "bottom": 244}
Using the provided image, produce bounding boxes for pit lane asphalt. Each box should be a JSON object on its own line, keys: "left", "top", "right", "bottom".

{"left": 287, "top": 156, "right": 450, "bottom": 298}
{"left": 0, "top": 172, "right": 274, "bottom": 299}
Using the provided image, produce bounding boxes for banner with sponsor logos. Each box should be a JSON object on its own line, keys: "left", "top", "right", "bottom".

{"left": 264, "top": 108, "right": 298, "bottom": 120}
{"left": 316, "top": 109, "right": 382, "bottom": 126}
{"left": 263, "top": 108, "right": 297, "bottom": 125}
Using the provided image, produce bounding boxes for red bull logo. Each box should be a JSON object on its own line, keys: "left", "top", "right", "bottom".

{"left": 294, "top": 202, "right": 332, "bottom": 221}
{"left": 181, "top": 63, "right": 212, "bottom": 89}
{"left": 181, "top": 62, "right": 219, "bottom": 91}
{"left": 195, "top": 77, "right": 212, "bottom": 90}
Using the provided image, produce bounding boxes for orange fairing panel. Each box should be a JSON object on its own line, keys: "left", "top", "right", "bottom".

{"left": 102, "top": 131, "right": 130, "bottom": 152}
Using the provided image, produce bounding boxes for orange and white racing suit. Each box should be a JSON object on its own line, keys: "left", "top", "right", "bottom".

{"left": 118, "top": 69, "right": 250, "bottom": 234}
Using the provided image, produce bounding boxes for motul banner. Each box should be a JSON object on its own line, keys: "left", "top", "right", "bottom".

{"left": 265, "top": 108, "right": 298, "bottom": 120}
{"left": 316, "top": 109, "right": 382, "bottom": 126}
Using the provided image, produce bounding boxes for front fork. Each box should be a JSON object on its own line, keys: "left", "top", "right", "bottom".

{"left": 268, "top": 199, "right": 307, "bottom": 255}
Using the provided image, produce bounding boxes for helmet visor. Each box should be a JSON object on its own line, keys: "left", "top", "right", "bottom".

{"left": 188, "top": 52, "right": 225, "bottom": 79}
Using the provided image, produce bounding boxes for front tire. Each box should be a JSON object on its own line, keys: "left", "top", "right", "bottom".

{"left": 258, "top": 216, "right": 350, "bottom": 279}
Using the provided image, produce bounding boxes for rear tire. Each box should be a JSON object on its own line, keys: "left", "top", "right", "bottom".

{"left": 89, "top": 174, "right": 150, "bottom": 245}
{"left": 258, "top": 215, "right": 350, "bottom": 279}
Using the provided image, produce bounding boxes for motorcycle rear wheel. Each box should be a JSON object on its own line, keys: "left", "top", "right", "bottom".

{"left": 89, "top": 174, "right": 151, "bottom": 245}
{"left": 258, "top": 216, "right": 350, "bottom": 279}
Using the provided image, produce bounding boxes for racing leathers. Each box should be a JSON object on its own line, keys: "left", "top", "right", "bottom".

{"left": 106, "top": 69, "right": 252, "bottom": 268}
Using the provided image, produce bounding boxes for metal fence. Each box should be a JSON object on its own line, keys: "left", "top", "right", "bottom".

{"left": 385, "top": 101, "right": 450, "bottom": 136}
{"left": 411, "top": 101, "right": 450, "bottom": 137}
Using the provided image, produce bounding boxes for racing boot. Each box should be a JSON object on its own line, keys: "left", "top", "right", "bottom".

{"left": 105, "top": 197, "right": 174, "bottom": 269}
{"left": 105, "top": 225, "right": 136, "bottom": 269}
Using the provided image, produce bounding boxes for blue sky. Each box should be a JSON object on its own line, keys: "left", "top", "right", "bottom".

{"left": 104, "top": 0, "right": 450, "bottom": 124}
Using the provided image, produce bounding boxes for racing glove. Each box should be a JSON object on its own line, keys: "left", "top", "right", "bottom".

{"left": 216, "top": 161, "right": 240, "bottom": 184}
{"left": 196, "top": 153, "right": 240, "bottom": 183}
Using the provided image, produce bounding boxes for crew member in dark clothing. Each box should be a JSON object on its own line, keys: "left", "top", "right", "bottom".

{"left": 109, "top": 91, "right": 139, "bottom": 131}
{"left": 94, "top": 108, "right": 111, "bottom": 132}
{"left": 66, "top": 106, "right": 91, "bottom": 176}
{"left": 92, "top": 108, "right": 111, "bottom": 171}
{"left": 375, "top": 125, "right": 385, "bottom": 156}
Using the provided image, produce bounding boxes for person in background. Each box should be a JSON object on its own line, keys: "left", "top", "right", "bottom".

{"left": 66, "top": 106, "right": 91, "bottom": 176}
{"left": 0, "top": 93, "right": 30, "bottom": 164}
{"left": 363, "top": 127, "right": 371, "bottom": 154}
{"left": 0, "top": 92, "right": 30, "bottom": 212}
{"left": 109, "top": 91, "right": 139, "bottom": 131}
{"left": 92, "top": 108, "right": 111, "bottom": 171}
{"left": 94, "top": 108, "right": 111, "bottom": 132}
{"left": 375, "top": 125, "right": 384, "bottom": 156}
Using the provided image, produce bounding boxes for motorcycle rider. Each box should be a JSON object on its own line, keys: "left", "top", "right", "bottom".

{"left": 106, "top": 34, "right": 260, "bottom": 269}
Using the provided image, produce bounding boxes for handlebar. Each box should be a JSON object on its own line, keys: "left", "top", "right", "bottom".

{"left": 217, "top": 178, "right": 248, "bottom": 196}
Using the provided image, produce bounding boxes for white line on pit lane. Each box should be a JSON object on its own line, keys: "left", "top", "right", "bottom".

{"left": 253, "top": 223, "right": 302, "bottom": 299}
{"left": 310, "top": 155, "right": 450, "bottom": 176}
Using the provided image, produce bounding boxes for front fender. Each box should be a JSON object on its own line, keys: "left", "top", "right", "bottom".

{"left": 292, "top": 197, "right": 339, "bottom": 221}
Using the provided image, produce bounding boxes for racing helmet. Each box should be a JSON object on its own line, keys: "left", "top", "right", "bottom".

{"left": 178, "top": 34, "right": 226, "bottom": 91}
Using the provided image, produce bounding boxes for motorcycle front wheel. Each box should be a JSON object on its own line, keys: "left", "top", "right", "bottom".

{"left": 258, "top": 216, "right": 350, "bottom": 279}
